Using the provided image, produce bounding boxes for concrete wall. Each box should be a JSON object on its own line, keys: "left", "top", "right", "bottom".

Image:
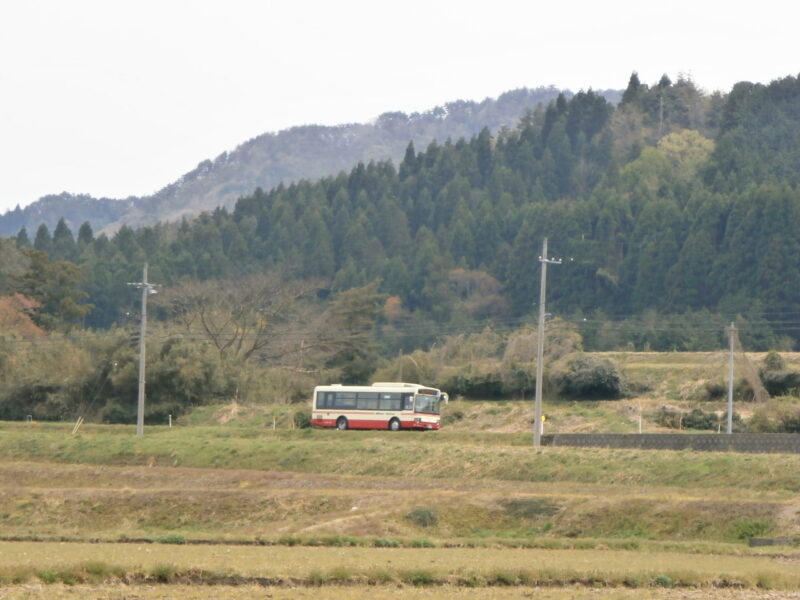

{"left": 542, "top": 433, "right": 800, "bottom": 454}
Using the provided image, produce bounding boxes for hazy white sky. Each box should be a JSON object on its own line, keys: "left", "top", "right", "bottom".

{"left": 1, "top": 0, "right": 798, "bottom": 214}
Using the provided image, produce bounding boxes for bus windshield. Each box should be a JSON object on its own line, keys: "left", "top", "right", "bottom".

{"left": 414, "top": 394, "right": 439, "bottom": 415}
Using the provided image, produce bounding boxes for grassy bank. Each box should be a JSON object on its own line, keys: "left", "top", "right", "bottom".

{"left": 1, "top": 423, "right": 798, "bottom": 493}
{"left": 0, "top": 423, "right": 798, "bottom": 546}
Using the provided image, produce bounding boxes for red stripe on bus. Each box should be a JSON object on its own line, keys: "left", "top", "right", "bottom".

{"left": 311, "top": 417, "right": 439, "bottom": 430}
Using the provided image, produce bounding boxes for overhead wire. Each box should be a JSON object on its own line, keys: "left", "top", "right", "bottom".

{"left": 3, "top": 314, "right": 797, "bottom": 347}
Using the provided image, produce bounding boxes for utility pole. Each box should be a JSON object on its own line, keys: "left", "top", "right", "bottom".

{"left": 534, "top": 238, "right": 561, "bottom": 447}
{"left": 726, "top": 322, "right": 735, "bottom": 434}
{"left": 128, "top": 264, "right": 157, "bottom": 437}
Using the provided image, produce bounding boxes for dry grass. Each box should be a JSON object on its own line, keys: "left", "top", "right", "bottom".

{"left": 1, "top": 352, "right": 799, "bottom": 596}
{"left": 1, "top": 542, "right": 799, "bottom": 590}
{"left": 0, "top": 460, "right": 797, "bottom": 544}
{"left": 6, "top": 585, "right": 800, "bottom": 599}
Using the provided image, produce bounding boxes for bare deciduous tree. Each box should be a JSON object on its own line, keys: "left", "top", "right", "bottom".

{"left": 157, "top": 272, "right": 322, "bottom": 365}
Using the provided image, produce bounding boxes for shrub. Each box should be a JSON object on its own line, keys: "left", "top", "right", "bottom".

{"left": 82, "top": 561, "right": 112, "bottom": 578}
{"left": 150, "top": 564, "right": 175, "bottom": 583}
{"left": 746, "top": 403, "right": 800, "bottom": 433}
{"left": 762, "top": 350, "right": 785, "bottom": 372}
{"left": 327, "top": 567, "right": 352, "bottom": 583}
{"left": 401, "top": 569, "right": 435, "bottom": 586}
{"left": 440, "top": 371, "right": 504, "bottom": 398}
{"left": 366, "top": 568, "right": 395, "bottom": 584}
{"left": 318, "top": 535, "right": 358, "bottom": 547}
{"left": 278, "top": 535, "right": 302, "bottom": 546}
{"left": 761, "top": 369, "right": 800, "bottom": 396}
{"left": 308, "top": 569, "right": 325, "bottom": 586}
{"left": 154, "top": 534, "right": 185, "bottom": 544}
{"left": 732, "top": 519, "right": 772, "bottom": 540}
{"left": 37, "top": 570, "right": 58, "bottom": 584}
{"left": 488, "top": 570, "right": 518, "bottom": 585}
{"left": 653, "top": 574, "right": 673, "bottom": 588}
{"left": 555, "top": 355, "right": 623, "bottom": 399}
{"left": 703, "top": 380, "right": 727, "bottom": 400}
{"left": 456, "top": 572, "right": 485, "bottom": 587}
{"left": 779, "top": 411, "right": 800, "bottom": 432}
{"left": 682, "top": 407, "right": 718, "bottom": 430}
{"left": 293, "top": 408, "right": 311, "bottom": 429}
{"left": 405, "top": 508, "right": 438, "bottom": 528}
{"left": 441, "top": 409, "right": 464, "bottom": 425}
{"left": 655, "top": 406, "right": 741, "bottom": 431}
{"left": 503, "top": 498, "right": 560, "bottom": 519}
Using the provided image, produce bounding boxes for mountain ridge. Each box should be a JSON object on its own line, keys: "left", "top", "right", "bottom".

{"left": 0, "top": 86, "right": 621, "bottom": 236}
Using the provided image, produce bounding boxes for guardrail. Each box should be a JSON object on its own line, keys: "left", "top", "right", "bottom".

{"left": 542, "top": 433, "right": 800, "bottom": 454}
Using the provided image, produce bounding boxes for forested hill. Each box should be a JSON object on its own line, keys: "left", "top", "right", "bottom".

{"left": 0, "top": 87, "right": 599, "bottom": 237}
{"left": 8, "top": 73, "right": 800, "bottom": 351}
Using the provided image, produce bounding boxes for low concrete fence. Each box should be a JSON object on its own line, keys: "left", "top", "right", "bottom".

{"left": 541, "top": 433, "right": 800, "bottom": 454}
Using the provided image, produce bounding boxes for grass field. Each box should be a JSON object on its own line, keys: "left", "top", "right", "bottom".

{"left": 1, "top": 357, "right": 799, "bottom": 596}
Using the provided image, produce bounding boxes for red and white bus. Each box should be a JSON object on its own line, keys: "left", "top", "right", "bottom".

{"left": 311, "top": 382, "right": 448, "bottom": 431}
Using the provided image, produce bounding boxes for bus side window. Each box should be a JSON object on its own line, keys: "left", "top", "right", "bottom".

{"left": 402, "top": 393, "right": 413, "bottom": 410}
{"left": 377, "top": 393, "right": 395, "bottom": 410}
{"left": 357, "top": 392, "right": 379, "bottom": 410}
{"left": 334, "top": 392, "right": 356, "bottom": 409}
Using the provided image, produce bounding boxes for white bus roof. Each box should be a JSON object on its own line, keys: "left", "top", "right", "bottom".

{"left": 314, "top": 382, "right": 439, "bottom": 393}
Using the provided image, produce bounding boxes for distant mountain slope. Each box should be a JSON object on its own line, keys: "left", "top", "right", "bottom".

{"left": 0, "top": 193, "right": 133, "bottom": 238}
{"left": 0, "top": 87, "right": 621, "bottom": 236}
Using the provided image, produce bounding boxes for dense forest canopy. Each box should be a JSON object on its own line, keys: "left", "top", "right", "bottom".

{"left": 3, "top": 72, "right": 800, "bottom": 422}
{"left": 13, "top": 74, "right": 800, "bottom": 340}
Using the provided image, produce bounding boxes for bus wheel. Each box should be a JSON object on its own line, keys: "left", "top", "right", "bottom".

{"left": 336, "top": 417, "right": 348, "bottom": 431}
{"left": 388, "top": 418, "right": 401, "bottom": 431}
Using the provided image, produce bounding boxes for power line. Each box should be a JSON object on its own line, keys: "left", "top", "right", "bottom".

{"left": 4, "top": 316, "right": 800, "bottom": 347}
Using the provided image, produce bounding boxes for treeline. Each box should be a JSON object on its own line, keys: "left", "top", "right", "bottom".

{"left": 8, "top": 73, "right": 800, "bottom": 352}
{"left": 0, "top": 277, "right": 389, "bottom": 422}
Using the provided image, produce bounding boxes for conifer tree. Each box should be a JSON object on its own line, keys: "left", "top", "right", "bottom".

{"left": 15, "top": 227, "right": 30, "bottom": 248}
{"left": 33, "top": 224, "right": 52, "bottom": 254}
{"left": 52, "top": 217, "right": 76, "bottom": 261}
{"left": 77, "top": 221, "right": 94, "bottom": 246}
{"left": 621, "top": 71, "right": 644, "bottom": 106}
